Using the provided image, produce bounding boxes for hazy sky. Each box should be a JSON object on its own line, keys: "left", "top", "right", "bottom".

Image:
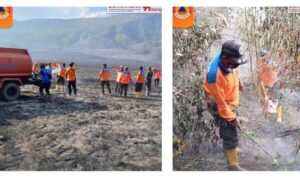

{"left": 14, "top": 7, "right": 109, "bottom": 20}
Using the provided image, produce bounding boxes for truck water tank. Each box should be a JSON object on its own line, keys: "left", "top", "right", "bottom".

{"left": 0, "top": 47, "right": 32, "bottom": 78}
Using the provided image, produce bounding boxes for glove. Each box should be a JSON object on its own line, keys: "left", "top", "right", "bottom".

{"left": 239, "top": 80, "right": 244, "bottom": 91}
{"left": 229, "top": 119, "right": 241, "bottom": 130}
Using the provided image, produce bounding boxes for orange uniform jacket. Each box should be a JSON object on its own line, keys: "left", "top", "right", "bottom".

{"left": 32, "top": 64, "right": 39, "bottom": 75}
{"left": 120, "top": 71, "right": 131, "bottom": 84}
{"left": 65, "top": 67, "right": 76, "bottom": 81}
{"left": 99, "top": 68, "right": 110, "bottom": 81}
{"left": 261, "top": 62, "right": 277, "bottom": 87}
{"left": 58, "top": 67, "right": 66, "bottom": 78}
{"left": 204, "top": 51, "right": 240, "bottom": 121}
{"left": 154, "top": 71, "right": 161, "bottom": 79}
{"left": 136, "top": 70, "right": 145, "bottom": 84}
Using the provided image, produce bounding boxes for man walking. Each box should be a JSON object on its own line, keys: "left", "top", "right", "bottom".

{"left": 145, "top": 66, "right": 153, "bottom": 96}
{"left": 135, "top": 66, "right": 145, "bottom": 98}
{"left": 204, "top": 40, "right": 248, "bottom": 171}
{"left": 65, "top": 62, "right": 77, "bottom": 96}
{"left": 119, "top": 66, "right": 131, "bottom": 97}
{"left": 99, "top": 64, "right": 112, "bottom": 95}
{"left": 39, "top": 63, "right": 52, "bottom": 97}
{"left": 115, "top": 65, "right": 124, "bottom": 94}
{"left": 154, "top": 68, "right": 161, "bottom": 88}
{"left": 56, "top": 63, "right": 66, "bottom": 92}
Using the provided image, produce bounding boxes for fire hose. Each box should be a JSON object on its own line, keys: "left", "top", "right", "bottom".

{"left": 240, "top": 128, "right": 279, "bottom": 165}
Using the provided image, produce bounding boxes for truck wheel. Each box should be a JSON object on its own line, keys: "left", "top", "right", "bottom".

{"left": 1, "top": 83, "right": 20, "bottom": 101}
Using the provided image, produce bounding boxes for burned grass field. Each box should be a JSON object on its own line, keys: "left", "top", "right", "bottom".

{"left": 0, "top": 65, "right": 161, "bottom": 171}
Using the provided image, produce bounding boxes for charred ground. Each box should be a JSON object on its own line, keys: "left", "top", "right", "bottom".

{"left": 0, "top": 65, "right": 161, "bottom": 171}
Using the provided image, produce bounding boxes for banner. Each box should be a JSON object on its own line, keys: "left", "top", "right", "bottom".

{"left": 107, "top": 6, "right": 162, "bottom": 14}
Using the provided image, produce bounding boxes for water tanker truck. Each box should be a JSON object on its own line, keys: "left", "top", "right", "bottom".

{"left": 0, "top": 47, "right": 38, "bottom": 101}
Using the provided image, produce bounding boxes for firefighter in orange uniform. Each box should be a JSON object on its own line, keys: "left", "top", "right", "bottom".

{"left": 99, "top": 64, "right": 112, "bottom": 95}
{"left": 65, "top": 62, "right": 77, "bottom": 96}
{"left": 56, "top": 63, "right": 66, "bottom": 92}
{"left": 115, "top": 65, "right": 124, "bottom": 94}
{"left": 204, "top": 40, "right": 248, "bottom": 171}
{"left": 259, "top": 49, "right": 278, "bottom": 96}
{"left": 119, "top": 66, "right": 131, "bottom": 97}
{"left": 135, "top": 66, "right": 145, "bottom": 97}
{"left": 32, "top": 62, "right": 39, "bottom": 76}
{"left": 154, "top": 68, "right": 161, "bottom": 88}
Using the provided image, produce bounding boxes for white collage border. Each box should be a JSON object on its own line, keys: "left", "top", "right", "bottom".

{"left": 1, "top": 0, "right": 300, "bottom": 177}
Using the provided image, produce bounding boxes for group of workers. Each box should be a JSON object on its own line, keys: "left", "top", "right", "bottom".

{"left": 32, "top": 62, "right": 161, "bottom": 98}
{"left": 32, "top": 62, "right": 78, "bottom": 97}
{"left": 100, "top": 64, "right": 161, "bottom": 97}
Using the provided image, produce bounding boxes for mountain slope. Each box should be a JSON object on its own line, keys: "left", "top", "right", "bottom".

{"left": 0, "top": 14, "right": 162, "bottom": 65}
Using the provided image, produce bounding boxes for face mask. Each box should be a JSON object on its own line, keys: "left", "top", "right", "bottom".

{"left": 225, "top": 57, "right": 240, "bottom": 69}
{"left": 228, "top": 63, "right": 240, "bottom": 69}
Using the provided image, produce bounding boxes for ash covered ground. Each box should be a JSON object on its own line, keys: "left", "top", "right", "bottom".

{"left": 0, "top": 65, "right": 161, "bottom": 171}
